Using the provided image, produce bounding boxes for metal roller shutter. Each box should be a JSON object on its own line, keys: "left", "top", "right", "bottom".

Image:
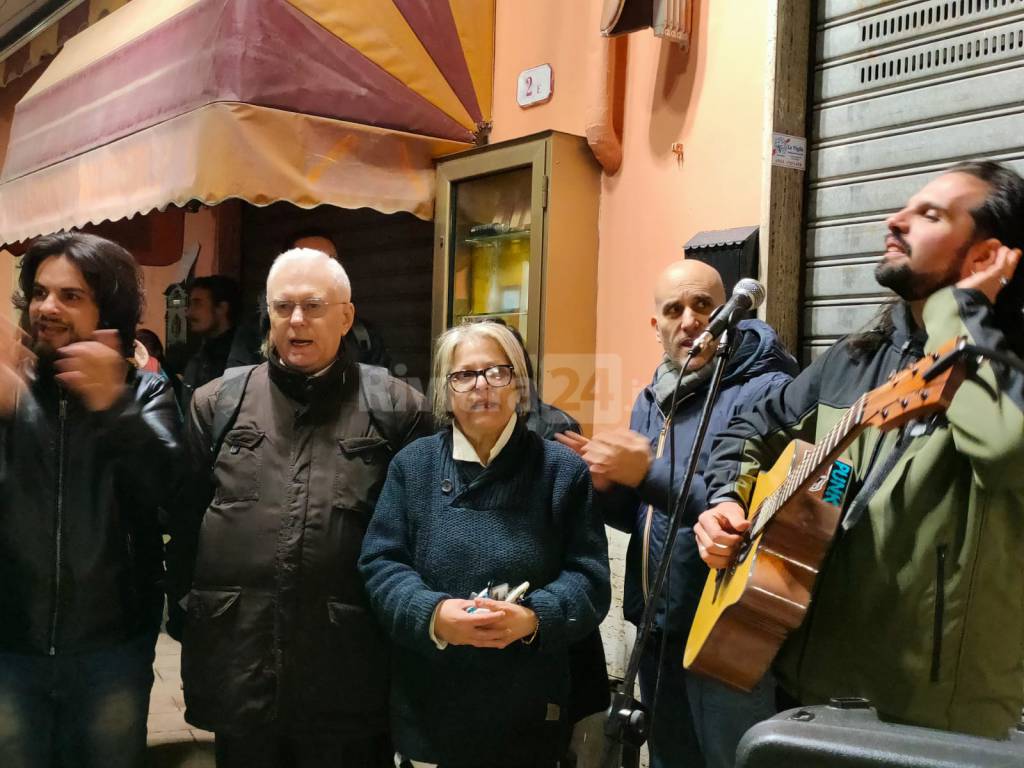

{"left": 803, "top": 0, "right": 1024, "bottom": 360}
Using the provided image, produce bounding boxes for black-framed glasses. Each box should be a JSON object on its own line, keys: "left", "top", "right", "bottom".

{"left": 269, "top": 299, "right": 345, "bottom": 319}
{"left": 446, "top": 364, "right": 515, "bottom": 393}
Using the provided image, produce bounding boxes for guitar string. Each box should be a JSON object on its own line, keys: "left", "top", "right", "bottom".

{"left": 750, "top": 393, "right": 868, "bottom": 539}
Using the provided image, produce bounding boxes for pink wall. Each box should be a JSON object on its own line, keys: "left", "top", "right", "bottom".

{"left": 491, "top": 0, "right": 771, "bottom": 427}
{"left": 0, "top": 250, "right": 15, "bottom": 325}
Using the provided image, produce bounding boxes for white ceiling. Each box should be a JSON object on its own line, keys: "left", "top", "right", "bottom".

{"left": 0, "top": 0, "right": 65, "bottom": 45}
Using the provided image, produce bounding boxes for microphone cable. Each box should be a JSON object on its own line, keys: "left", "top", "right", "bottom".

{"left": 643, "top": 343, "right": 698, "bottom": 750}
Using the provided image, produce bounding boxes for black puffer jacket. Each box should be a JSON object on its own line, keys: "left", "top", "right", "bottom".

{"left": 0, "top": 369, "right": 183, "bottom": 655}
{"left": 175, "top": 355, "right": 429, "bottom": 736}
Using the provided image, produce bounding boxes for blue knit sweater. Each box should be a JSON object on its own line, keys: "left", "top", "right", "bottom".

{"left": 358, "top": 423, "right": 610, "bottom": 766}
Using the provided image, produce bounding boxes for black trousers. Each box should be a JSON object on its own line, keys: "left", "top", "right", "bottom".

{"left": 215, "top": 728, "right": 391, "bottom": 768}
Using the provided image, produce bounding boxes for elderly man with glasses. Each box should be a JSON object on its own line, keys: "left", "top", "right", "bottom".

{"left": 168, "top": 247, "right": 430, "bottom": 768}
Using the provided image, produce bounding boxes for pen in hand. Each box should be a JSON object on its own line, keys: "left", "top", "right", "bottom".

{"left": 505, "top": 581, "right": 530, "bottom": 604}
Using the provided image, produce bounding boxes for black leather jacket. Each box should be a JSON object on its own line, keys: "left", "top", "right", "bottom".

{"left": 0, "top": 369, "right": 184, "bottom": 655}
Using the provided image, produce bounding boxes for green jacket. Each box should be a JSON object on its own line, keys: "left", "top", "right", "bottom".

{"left": 704, "top": 286, "right": 1024, "bottom": 739}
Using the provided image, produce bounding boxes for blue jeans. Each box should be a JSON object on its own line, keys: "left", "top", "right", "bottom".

{"left": 637, "top": 640, "right": 702, "bottom": 768}
{"left": 685, "top": 669, "right": 777, "bottom": 768}
{"left": 0, "top": 633, "right": 156, "bottom": 768}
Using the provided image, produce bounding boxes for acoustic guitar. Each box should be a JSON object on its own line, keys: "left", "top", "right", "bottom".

{"left": 684, "top": 336, "right": 970, "bottom": 691}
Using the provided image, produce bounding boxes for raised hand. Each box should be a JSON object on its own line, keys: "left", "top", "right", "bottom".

{"left": 554, "top": 430, "right": 588, "bottom": 456}
{"left": 581, "top": 429, "right": 652, "bottom": 489}
{"left": 0, "top": 318, "right": 34, "bottom": 419}
{"left": 958, "top": 244, "right": 1021, "bottom": 304}
{"left": 555, "top": 430, "right": 612, "bottom": 491}
{"left": 55, "top": 330, "right": 127, "bottom": 412}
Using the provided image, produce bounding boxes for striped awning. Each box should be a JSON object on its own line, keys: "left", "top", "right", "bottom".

{"left": 0, "top": 0, "right": 494, "bottom": 242}
{"left": 0, "top": 0, "right": 129, "bottom": 88}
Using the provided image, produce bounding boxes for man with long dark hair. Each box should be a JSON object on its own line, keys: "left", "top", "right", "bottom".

{"left": 696, "top": 161, "right": 1024, "bottom": 740}
{"left": 0, "top": 232, "right": 183, "bottom": 768}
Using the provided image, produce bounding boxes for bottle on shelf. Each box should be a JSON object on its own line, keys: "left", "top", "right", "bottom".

{"left": 468, "top": 221, "right": 510, "bottom": 238}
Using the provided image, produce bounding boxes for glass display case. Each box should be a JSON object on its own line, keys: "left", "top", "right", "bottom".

{"left": 433, "top": 131, "right": 600, "bottom": 429}
{"left": 449, "top": 166, "right": 533, "bottom": 335}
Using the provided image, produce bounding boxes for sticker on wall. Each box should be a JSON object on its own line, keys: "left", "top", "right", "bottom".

{"left": 771, "top": 132, "right": 806, "bottom": 171}
{"left": 517, "top": 64, "right": 553, "bottom": 108}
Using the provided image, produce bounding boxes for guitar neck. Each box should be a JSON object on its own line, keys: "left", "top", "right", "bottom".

{"left": 745, "top": 335, "right": 971, "bottom": 538}
{"left": 750, "top": 394, "right": 867, "bottom": 537}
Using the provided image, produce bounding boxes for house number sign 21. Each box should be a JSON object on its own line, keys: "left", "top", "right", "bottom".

{"left": 517, "top": 64, "right": 553, "bottom": 108}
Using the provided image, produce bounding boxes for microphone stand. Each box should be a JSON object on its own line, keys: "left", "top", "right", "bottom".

{"left": 599, "top": 332, "right": 1023, "bottom": 766}
{"left": 602, "top": 329, "right": 737, "bottom": 768}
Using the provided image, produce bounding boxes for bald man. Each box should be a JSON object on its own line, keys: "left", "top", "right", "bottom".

{"left": 559, "top": 259, "right": 798, "bottom": 768}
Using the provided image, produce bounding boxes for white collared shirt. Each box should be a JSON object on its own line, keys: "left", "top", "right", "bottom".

{"left": 451, "top": 412, "right": 518, "bottom": 466}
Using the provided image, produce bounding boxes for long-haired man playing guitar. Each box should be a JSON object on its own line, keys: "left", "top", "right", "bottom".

{"left": 697, "top": 161, "right": 1024, "bottom": 740}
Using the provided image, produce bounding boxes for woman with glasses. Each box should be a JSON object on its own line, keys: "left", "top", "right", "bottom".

{"left": 359, "top": 321, "right": 610, "bottom": 768}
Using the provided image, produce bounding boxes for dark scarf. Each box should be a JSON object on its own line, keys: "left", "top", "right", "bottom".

{"left": 267, "top": 347, "right": 357, "bottom": 421}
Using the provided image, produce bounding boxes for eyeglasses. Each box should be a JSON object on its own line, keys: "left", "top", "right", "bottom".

{"left": 446, "top": 364, "right": 515, "bottom": 393}
{"left": 269, "top": 299, "right": 345, "bottom": 319}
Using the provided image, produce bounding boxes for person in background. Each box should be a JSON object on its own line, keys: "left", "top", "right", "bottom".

{"left": 180, "top": 275, "right": 240, "bottom": 404}
{"left": 172, "top": 247, "right": 428, "bottom": 768}
{"left": 136, "top": 328, "right": 165, "bottom": 367}
{"left": 0, "top": 232, "right": 183, "bottom": 768}
{"left": 480, "top": 317, "right": 610, "bottom": 767}
{"left": 559, "top": 259, "right": 798, "bottom": 768}
{"left": 135, "top": 327, "right": 168, "bottom": 380}
{"left": 481, "top": 319, "right": 581, "bottom": 439}
{"left": 359, "top": 321, "right": 610, "bottom": 768}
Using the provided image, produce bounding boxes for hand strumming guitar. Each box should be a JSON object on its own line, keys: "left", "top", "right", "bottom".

{"left": 694, "top": 501, "right": 750, "bottom": 569}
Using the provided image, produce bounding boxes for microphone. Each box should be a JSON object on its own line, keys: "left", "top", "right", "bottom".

{"left": 691, "top": 278, "right": 766, "bottom": 355}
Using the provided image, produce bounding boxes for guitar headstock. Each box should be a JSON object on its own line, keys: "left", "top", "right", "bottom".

{"left": 860, "top": 336, "right": 968, "bottom": 431}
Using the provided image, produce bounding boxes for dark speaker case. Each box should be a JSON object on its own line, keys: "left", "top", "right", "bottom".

{"left": 737, "top": 701, "right": 1024, "bottom": 768}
